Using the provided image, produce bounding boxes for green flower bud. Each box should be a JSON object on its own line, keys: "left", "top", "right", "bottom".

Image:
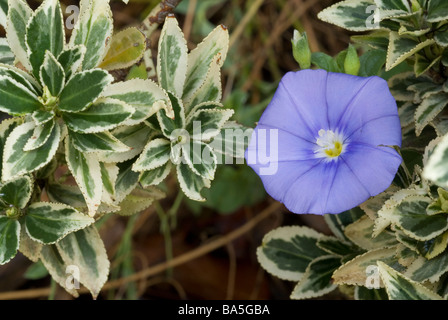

{"left": 411, "top": 0, "right": 421, "bottom": 12}
{"left": 344, "top": 45, "right": 360, "bottom": 76}
{"left": 292, "top": 30, "right": 311, "bottom": 70}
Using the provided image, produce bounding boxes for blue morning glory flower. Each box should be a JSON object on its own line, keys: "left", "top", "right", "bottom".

{"left": 245, "top": 69, "right": 402, "bottom": 215}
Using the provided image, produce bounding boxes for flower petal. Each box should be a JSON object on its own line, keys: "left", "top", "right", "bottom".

{"left": 347, "top": 115, "right": 402, "bottom": 147}
{"left": 259, "top": 69, "right": 329, "bottom": 140}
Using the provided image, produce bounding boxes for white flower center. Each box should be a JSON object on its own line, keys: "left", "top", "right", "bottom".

{"left": 315, "top": 129, "right": 346, "bottom": 159}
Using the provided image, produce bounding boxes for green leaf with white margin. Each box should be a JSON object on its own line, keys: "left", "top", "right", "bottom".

{"left": 388, "top": 195, "right": 448, "bottom": 241}
{"left": 318, "top": 0, "right": 378, "bottom": 32}
{"left": 140, "top": 162, "right": 172, "bottom": 188}
{"left": 46, "top": 183, "right": 86, "bottom": 208}
{"left": 387, "top": 72, "right": 417, "bottom": 102}
{"left": 435, "top": 27, "right": 448, "bottom": 47}
{"left": 25, "top": 202, "right": 94, "bottom": 244}
{"left": 427, "top": 0, "right": 448, "bottom": 23}
{"left": 345, "top": 215, "right": 398, "bottom": 250}
{"left": 355, "top": 286, "right": 389, "bottom": 300}
{"left": 316, "top": 236, "right": 360, "bottom": 256}
{"left": 177, "top": 162, "right": 210, "bottom": 202}
{"left": 424, "top": 133, "right": 448, "bottom": 188}
{"left": 102, "top": 78, "right": 173, "bottom": 126}
{"left": 114, "top": 159, "right": 140, "bottom": 204}
{"left": 70, "top": 130, "right": 130, "bottom": 154}
{"left": 65, "top": 137, "right": 102, "bottom": 216}
{"left": 58, "top": 69, "right": 113, "bottom": 113}
{"left": 157, "top": 15, "right": 187, "bottom": 97}
{"left": 32, "top": 110, "right": 54, "bottom": 126}
{"left": 0, "top": 176, "right": 32, "bottom": 208}
{"left": 99, "top": 27, "right": 146, "bottom": 71}
{"left": 39, "top": 51, "right": 65, "bottom": 96}
{"left": 0, "top": 216, "right": 20, "bottom": 264}
{"left": 0, "top": 63, "right": 41, "bottom": 95}
{"left": 405, "top": 250, "right": 448, "bottom": 283}
{"left": 332, "top": 247, "right": 399, "bottom": 286}
{"left": 0, "top": 75, "right": 42, "bottom": 115}
{"left": 183, "top": 25, "right": 229, "bottom": 103}
{"left": 100, "top": 162, "right": 118, "bottom": 204}
{"left": 57, "top": 45, "right": 86, "bottom": 80}
{"left": 25, "top": 0, "right": 64, "bottom": 79}
{"left": 6, "top": 0, "right": 33, "bottom": 70}
{"left": 0, "top": 38, "right": 14, "bottom": 65}
{"left": 290, "top": 255, "right": 341, "bottom": 300}
{"left": 114, "top": 187, "right": 165, "bottom": 216}
{"left": 40, "top": 244, "right": 79, "bottom": 297}
{"left": 414, "top": 54, "right": 442, "bottom": 77}
{"left": 0, "top": 118, "right": 20, "bottom": 180}
{"left": 70, "top": 0, "right": 113, "bottom": 70}
{"left": 23, "top": 119, "right": 55, "bottom": 152}
{"left": 19, "top": 226, "right": 42, "bottom": 262}
{"left": 186, "top": 107, "right": 234, "bottom": 141}
{"left": 360, "top": 185, "right": 400, "bottom": 220}
{"left": 256, "top": 226, "right": 328, "bottom": 282}
{"left": 132, "top": 138, "right": 171, "bottom": 172}
{"left": 184, "top": 54, "right": 223, "bottom": 110}
{"left": 415, "top": 92, "right": 448, "bottom": 136}
{"left": 157, "top": 92, "right": 185, "bottom": 138}
{"left": 0, "top": 0, "right": 7, "bottom": 27}
{"left": 96, "top": 124, "right": 152, "bottom": 164}
{"left": 56, "top": 225, "right": 109, "bottom": 299}
{"left": 386, "top": 32, "right": 435, "bottom": 71}
{"left": 181, "top": 141, "right": 217, "bottom": 180}
{"left": 2, "top": 121, "right": 60, "bottom": 181}
{"left": 209, "top": 121, "right": 252, "bottom": 159}
{"left": 378, "top": 261, "right": 443, "bottom": 299}
{"left": 374, "top": 0, "right": 410, "bottom": 11}
{"left": 63, "top": 98, "right": 134, "bottom": 134}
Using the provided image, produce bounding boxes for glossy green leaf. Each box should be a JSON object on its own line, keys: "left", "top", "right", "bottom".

{"left": 25, "top": 202, "right": 94, "bottom": 244}
{"left": 2, "top": 121, "right": 60, "bottom": 181}
{"left": 57, "top": 45, "right": 86, "bottom": 80}
{"left": 0, "top": 75, "right": 42, "bottom": 115}
{"left": 0, "top": 216, "right": 20, "bottom": 265}
{"left": 23, "top": 119, "right": 55, "bottom": 152}
{"left": 32, "top": 110, "right": 54, "bottom": 126}
{"left": 58, "top": 69, "right": 113, "bottom": 113}
{"left": 39, "top": 51, "right": 65, "bottom": 96}
{"left": 257, "top": 226, "right": 327, "bottom": 282}
{"left": 26, "top": 0, "right": 64, "bottom": 79}
{"left": 0, "top": 176, "right": 32, "bottom": 209}
{"left": 427, "top": 0, "right": 448, "bottom": 22}
{"left": 0, "top": 63, "right": 41, "bottom": 95}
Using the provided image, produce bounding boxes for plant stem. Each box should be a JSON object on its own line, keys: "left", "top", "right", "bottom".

{"left": 155, "top": 201, "right": 174, "bottom": 278}
{"left": 48, "top": 279, "right": 57, "bottom": 300}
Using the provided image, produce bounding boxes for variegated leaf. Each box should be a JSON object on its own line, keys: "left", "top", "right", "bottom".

{"left": 65, "top": 137, "right": 102, "bottom": 216}
{"left": 157, "top": 15, "right": 187, "bottom": 97}
{"left": 0, "top": 63, "right": 41, "bottom": 95}
{"left": 176, "top": 162, "right": 210, "bottom": 202}
{"left": 389, "top": 196, "right": 448, "bottom": 241}
{"left": 32, "top": 110, "right": 54, "bottom": 126}
{"left": 26, "top": 0, "right": 64, "bottom": 79}
{"left": 132, "top": 138, "right": 171, "bottom": 172}
{"left": 0, "top": 0, "right": 7, "bottom": 27}
{"left": 100, "top": 162, "right": 118, "bottom": 204}
{"left": 415, "top": 93, "right": 448, "bottom": 136}
{"left": 59, "top": 69, "right": 113, "bottom": 113}
{"left": 332, "top": 247, "right": 398, "bottom": 286}
{"left": 102, "top": 78, "right": 173, "bottom": 126}
{"left": 114, "top": 159, "right": 140, "bottom": 204}
{"left": 6, "top": 0, "right": 33, "bottom": 70}
{"left": 209, "top": 121, "right": 252, "bottom": 159}
{"left": 183, "top": 25, "right": 228, "bottom": 103}
{"left": 256, "top": 226, "right": 327, "bottom": 282}
{"left": 0, "top": 118, "right": 21, "bottom": 180}
{"left": 435, "top": 28, "right": 448, "bottom": 47}
{"left": 405, "top": 251, "right": 448, "bottom": 283}
{"left": 25, "top": 202, "right": 94, "bottom": 244}
{"left": 0, "top": 75, "right": 42, "bottom": 115}
{"left": 424, "top": 133, "right": 448, "bottom": 188}
{"left": 181, "top": 141, "right": 217, "bottom": 180}
{"left": 24, "top": 119, "right": 55, "bottom": 151}
{"left": 40, "top": 245, "right": 79, "bottom": 297}
{"left": 2, "top": 121, "right": 60, "bottom": 181}
{"left": 184, "top": 54, "right": 223, "bottom": 110}
{"left": 316, "top": 236, "right": 359, "bottom": 256}
{"left": 19, "top": 226, "right": 42, "bottom": 262}
{"left": 374, "top": 0, "right": 410, "bottom": 11}
{"left": 0, "top": 216, "right": 20, "bottom": 264}
{"left": 0, "top": 175, "right": 32, "bottom": 209}
{"left": 56, "top": 225, "right": 109, "bottom": 299}
{"left": 46, "top": 183, "right": 86, "bottom": 208}
{"left": 39, "top": 51, "right": 65, "bottom": 96}
{"left": 290, "top": 255, "right": 341, "bottom": 300}
{"left": 388, "top": 72, "right": 417, "bottom": 102}
{"left": 70, "top": 131, "right": 130, "bottom": 154}
{"left": 57, "top": 45, "right": 86, "bottom": 80}
{"left": 99, "top": 27, "right": 146, "bottom": 71}
{"left": 360, "top": 185, "right": 400, "bottom": 220}
{"left": 140, "top": 162, "right": 172, "bottom": 188}
{"left": 378, "top": 261, "right": 443, "bottom": 299}
{"left": 318, "top": 0, "right": 377, "bottom": 32}
{"left": 114, "top": 187, "right": 165, "bottom": 216}
{"left": 96, "top": 124, "right": 152, "bottom": 163}
{"left": 427, "top": 0, "right": 448, "bottom": 22}
{"left": 355, "top": 286, "right": 388, "bottom": 300}
{"left": 70, "top": 0, "right": 113, "bottom": 70}
{"left": 345, "top": 215, "right": 398, "bottom": 250}
{"left": 157, "top": 92, "right": 185, "bottom": 138}
{"left": 386, "top": 33, "right": 434, "bottom": 71}
{"left": 63, "top": 98, "right": 134, "bottom": 134}
{"left": 414, "top": 54, "right": 441, "bottom": 77}
{"left": 0, "top": 38, "right": 14, "bottom": 65}
{"left": 186, "top": 107, "right": 234, "bottom": 141}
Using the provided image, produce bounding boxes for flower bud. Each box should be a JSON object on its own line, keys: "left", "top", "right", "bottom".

{"left": 292, "top": 30, "right": 311, "bottom": 69}
{"left": 344, "top": 45, "right": 360, "bottom": 76}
